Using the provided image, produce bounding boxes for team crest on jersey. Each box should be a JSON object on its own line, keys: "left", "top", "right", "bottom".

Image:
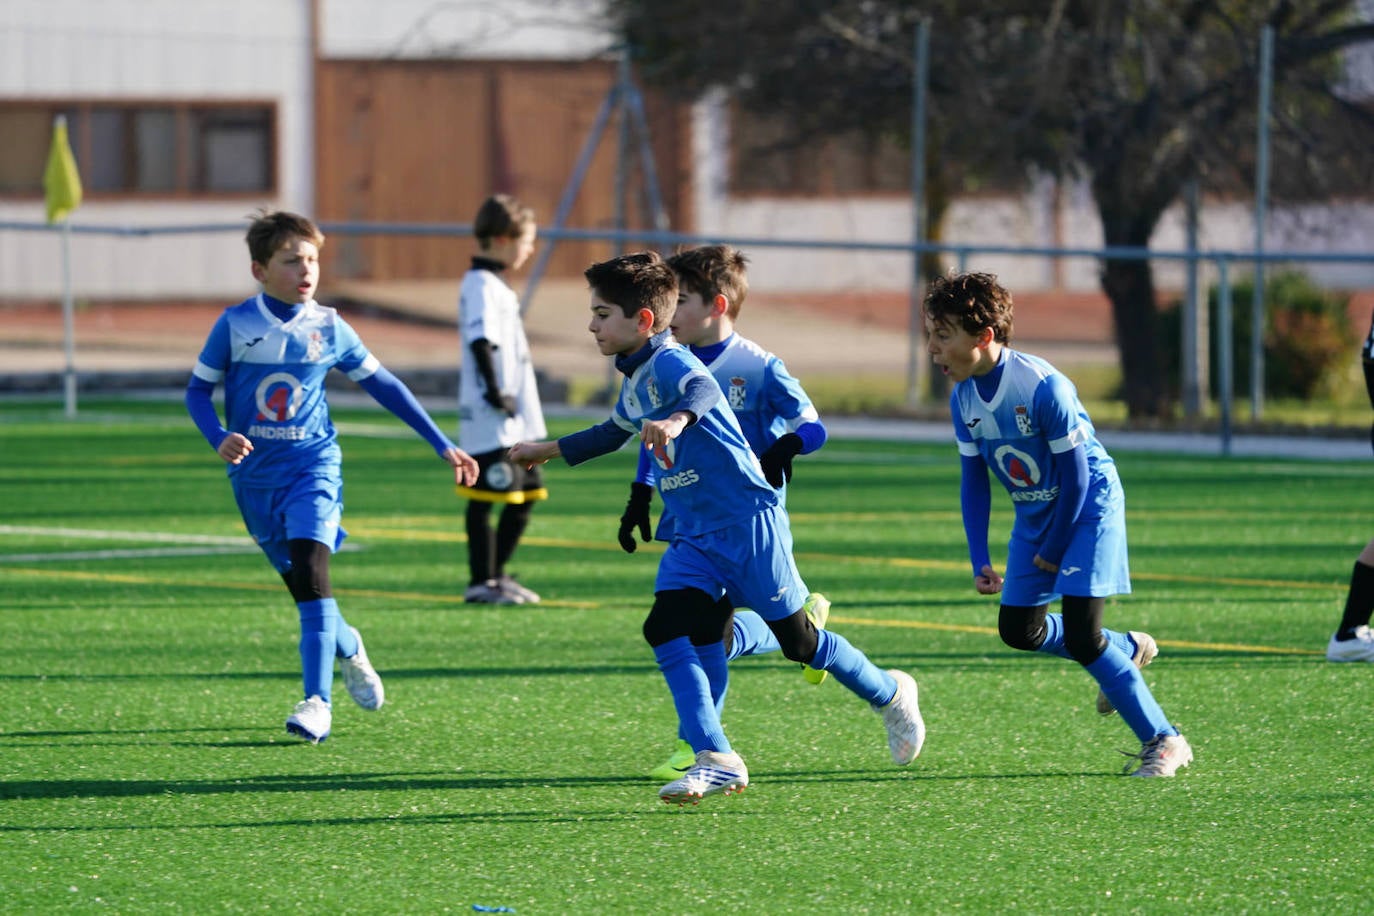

{"left": 305, "top": 331, "right": 324, "bottom": 362}
{"left": 646, "top": 378, "right": 662, "bottom": 410}
{"left": 727, "top": 376, "right": 747, "bottom": 410}
{"left": 1014, "top": 404, "right": 1033, "bottom": 436}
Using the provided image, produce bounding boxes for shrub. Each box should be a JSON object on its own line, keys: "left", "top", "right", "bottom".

{"left": 1160, "top": 270, "right": 1357, "bottom": 401}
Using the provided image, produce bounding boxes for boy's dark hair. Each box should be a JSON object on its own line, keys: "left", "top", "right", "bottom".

{"left": 584, "top": 251, "right": 678, "bottom": 332}
{"left": 474, "top": 194, "right": 535, "bottom": 245}
{"left": 245, "top": 210, "right": 324, "bottom": 266}
{"left": 666, "top": 244, "right": 749, "bottom": 319}
{"left": 923, "top": 271, "right": 1014, "bottom": 344}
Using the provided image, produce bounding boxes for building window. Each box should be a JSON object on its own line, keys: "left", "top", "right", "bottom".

{"left": 0, "top": 101, "right": 276, "bottom": 198}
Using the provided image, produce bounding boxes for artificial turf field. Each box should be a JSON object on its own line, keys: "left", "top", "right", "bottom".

{"left": 1, "top": 397, "right": 1370, "bottom": 913}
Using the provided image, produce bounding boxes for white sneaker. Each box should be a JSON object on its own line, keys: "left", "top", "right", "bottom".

{"left": 285, "top": 695, "right": 332, "bottom": 744}
{"left": 1098, "top": 631, "right": 1159, "bottom": 716}
{"left": 873, "top": 669, "right": 925, "bottom": 765}
{"left": 340, "top": 626, "right": 385, "bottom": 710}
{"left": 1326, "top": 625, "right": 1374, "bottom": 662}
{"left": 465, "top": 579, "right": 520, "bottom": 604}
{"left": 1124, "top": 733, "right": 1193, "bottom": 777}
{"left": 498, "top": 574, "right": 541, "bottom": 604}
{"left": 658, "top": 750, "right": 749, "bottom": 805}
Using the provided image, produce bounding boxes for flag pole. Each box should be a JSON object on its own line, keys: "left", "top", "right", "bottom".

{"left": 44, "top": 113, "right": 83, "bottom": 418}
{"left": 61, "top": 219, "right": 77, "bottom": 417}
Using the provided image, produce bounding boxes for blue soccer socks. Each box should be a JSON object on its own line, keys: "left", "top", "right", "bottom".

{"left": 1086, "top": 647, "right": 1176, "bottom": 743}
{"left": 653, "top": 637, "right": 730, "bottom": 754}
{"left": 297, "top": 598, "right": 343, "bottom": 703}
{"left": 807, "top": 630, "right": 897, "bottom": 706}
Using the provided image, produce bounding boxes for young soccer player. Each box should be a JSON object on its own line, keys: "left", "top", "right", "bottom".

{"left": 457, "top": 194, "right": 548, "bottom": 604}
{"left": 924, "top": 271, "right": 1191, "bottom": 777}
{"left": 1326, "top": 317, "right": 1374, "bottom": 661}
{"left": 185, "top": 210, "right": 479, "bottom": 744}
{"left": 616, "top": 245, "right": 833, "bottom": 782}
{"left": 510, "top": 251, "right": 924, "bottom": 805}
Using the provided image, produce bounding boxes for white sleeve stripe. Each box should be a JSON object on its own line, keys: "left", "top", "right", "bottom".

{"left": 613, "top": 414, "right": 638, "bottom": 434}
{"left": 677, "top": 367, "right": 711, "bottom": 392}
{"left": 783, "top": 406, "right": 821, "bottom": 430}
{"left": 1048, "top": 424, "right": 1089, "bottom": 453}
{"left": 346, "top": 354, "right": 382, "bottom": 381}
{"left": 957, "top": 440, "right": 981, "bottom": 456}
{"left": 192, "top": 361, "right": 223, "bottom": 382}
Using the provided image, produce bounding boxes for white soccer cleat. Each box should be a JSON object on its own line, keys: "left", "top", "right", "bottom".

{"left": 874, "top": 669, "right": 925, "bottom": 765}
{"left": 340, "top": 626, "right": 385, "bottom": 710}
{"left": 1123, "top": 733, "right": 1193, "bottom": 778}
{"left": 498, "top": 574, "right": 541, "bottom": 604}
{"left": 465, "top": 579, "right": 521, "bottom": 605}
{"left": 1097, "top": 630, "right": 1159, "bottom": 716}
{"left": 1326, "top": 625, "right": 1374, "bottom": 662}
{"left": 285, "top": 695, "right": 332, "bottom": 744}
{"left": 658, "top": 750, "right": 749, "bottom": 805}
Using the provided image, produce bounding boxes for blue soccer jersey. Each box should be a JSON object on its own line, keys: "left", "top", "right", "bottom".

{"left": 190, "top": 293, "right": 378, "bottom": 487}
{"left": 572, "top": 340, "right": 779, "bottom": 537}
{"left": 705, "top": 334, "right": 819, "bottom": 455}
{"left": 951, "top": 348, "right": 1123, "bottom": 544}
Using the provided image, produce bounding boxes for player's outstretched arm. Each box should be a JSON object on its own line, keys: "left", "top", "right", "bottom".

{"left": 509, "top": 440, "right": 560, "bottom": 469}
{"left": 442, "top": 446, "right": 479, "bottom": 487}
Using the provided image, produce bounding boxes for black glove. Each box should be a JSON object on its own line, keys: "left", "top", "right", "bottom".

{"left": 758, "top": 433, "right": 803, "bottom": 488}
{"left": 483, "top": 388, "right": 517, "bottom": 417}
{"left": 618, "top": 482, "right": 654, "bottom": 553}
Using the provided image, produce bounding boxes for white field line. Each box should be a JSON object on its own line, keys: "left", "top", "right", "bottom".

{"left": 0, "top": 524, "right": 254, "bottom": 563}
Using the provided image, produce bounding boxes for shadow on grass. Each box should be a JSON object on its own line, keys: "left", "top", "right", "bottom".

{"left": 0, "top": 765, "right": 1108, "bottom": 809}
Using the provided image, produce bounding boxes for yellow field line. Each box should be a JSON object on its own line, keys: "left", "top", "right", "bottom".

{"left": 0, "top": 566, "right": 1323, "bottom": 656}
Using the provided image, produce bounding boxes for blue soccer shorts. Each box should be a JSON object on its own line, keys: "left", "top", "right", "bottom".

{"left": 1000, "top": 506, "right": 1131, "bottom": 606}
{"left": 655, "top": 505, "right": 809, "bottom": 620}
{"left": 231, "top": 473, "right": 347, "bottom": 574}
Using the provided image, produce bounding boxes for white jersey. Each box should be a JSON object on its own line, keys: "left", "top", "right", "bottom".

{"left": 457, "top": 265, "right": 546, "bottom": 453}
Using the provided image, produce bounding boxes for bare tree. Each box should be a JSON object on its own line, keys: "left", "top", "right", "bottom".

{"left": 609, "top": 0, "right": 1374, "bottom": 417}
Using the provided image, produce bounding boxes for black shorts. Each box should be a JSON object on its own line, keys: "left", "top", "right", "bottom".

{"left": 455, "top": 448, "right": 549, "bottom": 505}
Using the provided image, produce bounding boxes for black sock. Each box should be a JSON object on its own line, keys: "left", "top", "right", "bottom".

{"left": 1337, "top": 560, "right": 1374, "bottom": 639}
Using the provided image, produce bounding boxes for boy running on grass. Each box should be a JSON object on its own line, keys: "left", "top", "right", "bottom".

{"left": 185, "top": 210, "right": 478, "bottom": 744}
{"left": 510, "top": 251, "right": 924, "bottom": 805}
{"left": 616, "top": 244, "right": 833, "bottom": 782}
{"left": 924, "top": 270, "right": 1191, "bottom": 777}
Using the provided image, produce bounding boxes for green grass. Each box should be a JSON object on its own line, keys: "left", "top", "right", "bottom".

{"left": 1, "top": 397, "right": 1370, "bottom": 913}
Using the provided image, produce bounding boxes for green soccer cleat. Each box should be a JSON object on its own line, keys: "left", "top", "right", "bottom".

{"left": 649, "top": 739, "right": 695, "bottom": 782}
{"left": 801, "top": 592, "right": 831, "bottom": 685}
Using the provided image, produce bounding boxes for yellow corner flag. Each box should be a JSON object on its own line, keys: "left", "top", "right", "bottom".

{"left": 44, "top": 115, "right": 83, "bottom": 224}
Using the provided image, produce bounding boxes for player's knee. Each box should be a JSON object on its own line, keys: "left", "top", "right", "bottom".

{"left": 1063, "top": 628, "right": 1107, "bottom": 666}
{"left": 998, "top": 605, "right": 1045, "bottom": 652}
{"left": 642, "top": 589, "right": 715, "bottom": 647}
{"left": 769, "top": 610, "right": 818, "bottom": 664}
{"left": 285, "top": 538, "right": 332, "bottom": 603}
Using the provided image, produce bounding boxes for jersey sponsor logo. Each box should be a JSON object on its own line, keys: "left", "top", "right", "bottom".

{"left": 1014, "top": 404, "right": 1033, "bottom": 436}
{"left": 254, "top": 371, "right": 303, "bottom": 422}
{"left": 246, "top": 424, "right": 310, "bottom": 441}
{"left": 728, "top": 377, "right": 747, "bottom": 410}
{"left": 993, "top": 443, "right": 1040, "bottom": 488}
{"left": 965, "top": 418, "right": 981, "bottom": 429}
{"left": 244, "top": 336, "right": 265, "bottom": 348}
{"left": 1009, "top": 485, "right": 1060, "bottom": 503}
{"left": 1061, "top": 566, "right": 1082, "bottom": 576}
{"left": 768, "top": 585, "right": 789, "bottom": 602}
{"left": 649, "top": 438, "right": 677, "bottom": 470}
{"left": 658, "top": 468, "right": 700, "bottom": 491}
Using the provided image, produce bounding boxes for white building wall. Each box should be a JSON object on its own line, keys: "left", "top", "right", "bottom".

{"left": 0, "top": 0, "right": 315, "bottom": 298}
